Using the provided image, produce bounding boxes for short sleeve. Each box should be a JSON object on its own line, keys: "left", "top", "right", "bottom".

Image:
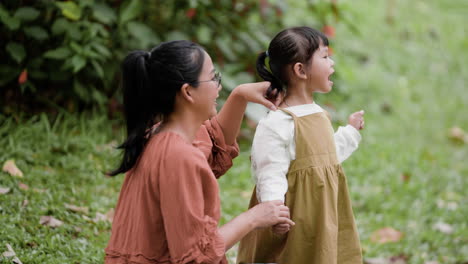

{"left": 193, "top": 117, "right": 240, "bottom": 178}
{"left": 159, "top": 151, "right": 225, "bottom": 264}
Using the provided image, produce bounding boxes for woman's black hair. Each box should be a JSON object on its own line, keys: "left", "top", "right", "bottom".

{"left": 256, "top": 26, "right": 329, "bottom": 99}
{"left": 108, "top": 40, "right": 206, "bottom": 176}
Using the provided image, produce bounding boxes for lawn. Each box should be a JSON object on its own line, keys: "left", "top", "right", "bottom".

{"left": 1, "top": 0, "right": 467, "bottom": 263}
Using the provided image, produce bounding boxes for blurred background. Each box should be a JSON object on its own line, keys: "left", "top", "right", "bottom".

{"left": 0, "top": 0, "right": 467, "bottom": 263}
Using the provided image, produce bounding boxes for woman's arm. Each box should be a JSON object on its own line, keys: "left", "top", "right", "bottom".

{"left": 216, "top": 82, "right": 280, "bottom": 145}
{"left": 218, "top": 200, "right": 294, "bottom": 251}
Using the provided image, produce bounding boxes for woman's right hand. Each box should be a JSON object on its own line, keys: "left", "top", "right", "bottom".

{"left": 235, "top": 82, "right": 282, "bottom": 111}
{"left": 248, "top": 200, "right": 295, "bottom": 229}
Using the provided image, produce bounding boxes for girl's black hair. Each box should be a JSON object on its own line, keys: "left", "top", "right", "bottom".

{"left": 108, "top": 40, "right": 205, "bottom": 176}
{"left": 256, "top": 26, "right": 329, "bottom": 99}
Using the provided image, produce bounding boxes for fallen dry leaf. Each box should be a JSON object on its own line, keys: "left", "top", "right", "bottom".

{"left": 0, "top": 187, "right": 11, "bottom": 194}
{"left": 3, "top": 250, "right": 15, "bottom": 257}
{"left": 389, "top": 255, "right": 409, "bottom": 264}
{"left": 106, "top": 208, "right": 115, "bottom": 223}
{"left": 96, "top": 140, "right": 118, "bottom": 152}
{"left": 39, "top": 216, "right": 63, "bottom": 228}
{"left": 22, "top": 200, "right": 28, "bottom": 208}
{"left": 365, "top": 255, "right": 408, "bottom": 264}
{"left": 18, "top": 182, "right": 29, "bottom": 190}
{"left": 433, "top": 221, "right": 454, "bottom": 234}
{"left": 370, "top": 227, "right": 404, "bottom": 244}
{"left": 2, "top": 160, "right": 23, "bottom": 178}
{"left": 448, "top": 126, "right": 467, "bottom": 143}
{"left": 3, "top": 244, "right": 23, "bottom": 264}
{"left": 365, "top": 257, "right": 390, "bottom": 264}
{"left": 437, "top": 199, "right": 459, "bottom": 211}
{"left": 400, "top": 172, "right": 411, "bottom": 182}
{"left": 93, "top": 208, "right": 114, "bottom": 223}
{"left": 64, "top": 203, "right": 89, "bottom": 214}
{"left": 94, "top": 212, "right": 107, "bottom": 222}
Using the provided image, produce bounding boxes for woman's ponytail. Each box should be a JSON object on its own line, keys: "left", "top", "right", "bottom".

{"left": 256, "top": 51, "right": 283, "bottom": 100}
{"left": 108, "top": 51, "right": 154, "bottom": 176}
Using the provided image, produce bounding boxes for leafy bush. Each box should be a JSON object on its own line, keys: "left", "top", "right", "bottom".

{"left": 0, "top": 0, "right": 346, "bottom": 114}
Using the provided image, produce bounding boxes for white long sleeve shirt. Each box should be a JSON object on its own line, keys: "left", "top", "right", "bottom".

{"left": 251, "top": 103, "right": 361, "bottom": 203}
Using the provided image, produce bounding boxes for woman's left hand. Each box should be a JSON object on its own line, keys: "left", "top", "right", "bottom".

{"left": 235, "top": 82, "right": 282, "bottom": 111}
{"left": 272, "top": 223, "right": 291, "bottom": 235}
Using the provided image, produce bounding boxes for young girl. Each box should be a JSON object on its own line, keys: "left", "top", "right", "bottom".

{"left": 105, "top": 40, "right": 294, "bottom": 264}
{"left": 237, "top": 27, "right": 364, "bottom": 263}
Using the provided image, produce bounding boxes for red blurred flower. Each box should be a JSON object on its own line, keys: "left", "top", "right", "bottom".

{"left": 322, "top": 25, "right": 335, "bottom": 38}
{"left": 186, "top": 8, "right": 196, "bottom": 19}
{"left": 18, "top": 69, "right": 28, "bottom": 85}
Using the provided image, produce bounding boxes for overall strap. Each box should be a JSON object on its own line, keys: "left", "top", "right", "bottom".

{"left": 278, "top": 107, "right": 297, "bottom": 119}
{"left": 278, "top": 107, "right": 301, "bottom": 158}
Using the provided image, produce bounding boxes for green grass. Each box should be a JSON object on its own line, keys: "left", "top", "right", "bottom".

{"left": 0, "top": 113, "right": 124, "bottom": 263}
{"left": 1, "top": 0, "right": 467, "bottom": 263}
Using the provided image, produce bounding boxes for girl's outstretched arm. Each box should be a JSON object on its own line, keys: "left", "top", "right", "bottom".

{"left": 334, "top": 110, "right": 365, "bottom": 163}
{"left": 216, "top": 82, "right": 280, "bottom": 145}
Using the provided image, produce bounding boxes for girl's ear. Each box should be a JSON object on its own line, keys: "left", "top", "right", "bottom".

{"left": 179, "top": 83, "right": 195, "bottom": 104}
{"left": 292, "top": 62, "right": 308, "bottom": 80}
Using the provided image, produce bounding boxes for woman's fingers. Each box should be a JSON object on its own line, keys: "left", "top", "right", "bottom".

{"left": 278, "top": 208, "right": 290, "bottom": 218}
{"left": 280, "top": 217, "right": 295, "bottom": 226}
{"left": 272, "top": 225, "right": 289, "bottom": 235}
{"left": 255, "top": 200, "right": 295, "bottom": 227}
{"left": 275, "top": 223, "right": 290, "bottom": 229}
{"left": 271, "top": 200, "right": 284, "bottom": 206}
{"left": 260, "top": 99, "right": 277, "bottom": 111}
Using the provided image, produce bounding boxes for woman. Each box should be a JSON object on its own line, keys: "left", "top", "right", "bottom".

{"left": 105, "top": 40, "right": 294, "bottom": 264}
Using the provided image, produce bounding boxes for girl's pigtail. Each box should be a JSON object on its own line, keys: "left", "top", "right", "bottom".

{"left": 256, "top": 51, "right": 283, "bottom": 100}
{"left": 108, "top": 51, "right": 153, "bottom": 176}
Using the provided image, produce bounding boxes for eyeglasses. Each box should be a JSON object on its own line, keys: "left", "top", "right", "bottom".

{"left": 195, "top": 71, "right": 222, "bottom": 88}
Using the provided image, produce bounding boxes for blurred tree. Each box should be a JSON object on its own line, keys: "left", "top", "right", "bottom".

{"left": 0, "top": 0, "right": 346, "bottom": 115}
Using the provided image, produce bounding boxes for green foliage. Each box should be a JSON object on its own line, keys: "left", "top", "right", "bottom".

{"left": 1, "top": 0, "right": 468, "bottom": 263}
{"left": 0, "top": 0, "right": 344, "bottom": 114}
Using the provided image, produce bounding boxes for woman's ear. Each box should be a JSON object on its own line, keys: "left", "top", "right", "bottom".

{"left": 179, "top": 83, "right": 195, "bottom": 104}
{"left": 292, "top": 62, "right": 307, "bottom": 80}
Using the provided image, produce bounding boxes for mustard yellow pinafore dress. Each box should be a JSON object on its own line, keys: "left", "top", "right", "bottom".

{"left": 237, "top": 109, "right": 362, "bottom": 264}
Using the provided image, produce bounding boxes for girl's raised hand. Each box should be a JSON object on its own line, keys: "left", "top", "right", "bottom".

{"left": 348, "top": 110, "right": 365, "bottom": 130}
{"left": 235, "top": 82, "right": 282, "bottom": 111}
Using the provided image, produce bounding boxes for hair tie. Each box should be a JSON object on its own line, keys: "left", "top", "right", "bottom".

{"left": 265, "top": 50, "right": 269, "bottom": 57}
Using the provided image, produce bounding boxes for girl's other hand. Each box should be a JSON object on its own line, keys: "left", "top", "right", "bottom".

{"left": 235, "top": 82, "right": 282, "bottom": 111}
{"left": 248, "top": 200, "right": 295, "bottom": 229}
{"left": 348, "top": 110, "right": 365, "bottom": 130}
{"left": 272, "top": 223, "right": 291, "bottom": 235}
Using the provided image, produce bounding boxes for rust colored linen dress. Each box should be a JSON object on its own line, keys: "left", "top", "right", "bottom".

{"left": 105, "top": 117, "right": 239, "bottom": 264}
{"left": 237, "top": 110, "right": 362, "bottom": 264}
